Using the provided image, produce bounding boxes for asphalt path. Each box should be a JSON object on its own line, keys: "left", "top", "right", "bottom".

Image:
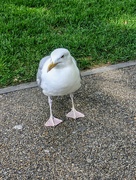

{"left": 0, "top": 63, "right": 136, "bottom": 179}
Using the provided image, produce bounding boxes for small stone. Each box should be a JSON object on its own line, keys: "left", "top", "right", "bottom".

{"left": 95, "top": 91, "right": 102, "bottom": 95}
{"left": 86, "top": 157, "right": 92, "bottom": 163}
{"left": 44, "top": 149, "right": 50, "bottom": 154}
{"left": 13, "top": 124, "right": 23, "bottom": 130}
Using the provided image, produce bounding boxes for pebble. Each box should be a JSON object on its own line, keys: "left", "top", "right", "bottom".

{"left": 13, "top": 124, "right": 23, "bottom": 130}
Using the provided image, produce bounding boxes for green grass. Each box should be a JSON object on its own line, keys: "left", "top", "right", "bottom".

{"left": 0, "top": 0, "right": 136, "bottom": 87}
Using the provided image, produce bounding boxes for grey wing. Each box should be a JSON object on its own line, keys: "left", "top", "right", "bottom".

{"left": 71, "top": 56, "right": 77, "bottom": 66}
{"left": 71, "top": 56, "right": 82, "bottom": 79}
{"left": 36, "top": 56, "right": 50, "bottom": 87}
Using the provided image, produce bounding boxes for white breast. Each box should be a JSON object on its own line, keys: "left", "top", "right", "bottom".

{"left": 41, "top": 62, "right": 81, "bottom": 96}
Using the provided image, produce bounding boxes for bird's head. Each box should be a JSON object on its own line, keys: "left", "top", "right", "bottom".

{"left": 47, "top": 48, "right": 71, "bottom": 72}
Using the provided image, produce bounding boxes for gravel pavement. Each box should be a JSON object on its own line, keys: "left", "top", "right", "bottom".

{"left": 0, "top": 65, "right": 136, "bottom": 179}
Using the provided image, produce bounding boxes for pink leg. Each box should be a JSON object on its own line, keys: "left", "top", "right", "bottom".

{"left": 45, "top": 96, "right": 62, "bottom": 127}
{"left": 66, "top": 94, "right": 85, "bottom": 119}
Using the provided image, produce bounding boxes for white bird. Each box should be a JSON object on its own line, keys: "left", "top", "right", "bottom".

{"left": 37, "top": 48, "right": 84, "bottom": 127}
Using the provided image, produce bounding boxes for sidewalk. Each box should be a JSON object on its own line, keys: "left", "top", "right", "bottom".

{"left": 1, "top": 62, "right": 136, "bottom": 179}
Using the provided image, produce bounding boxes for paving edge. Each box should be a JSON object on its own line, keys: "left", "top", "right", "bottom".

{"left": 0, "top": 60, "right": 136, "bottom": 95}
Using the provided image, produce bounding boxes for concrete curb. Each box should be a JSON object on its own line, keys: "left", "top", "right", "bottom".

{"left": 81, "top": 60, "right": 136, "bottom": 76}
{"left": 0, "top": 60, "right": 136, "bottom": 95}
{"left": 0, "top": 82, "right": 37, "bottom": 95}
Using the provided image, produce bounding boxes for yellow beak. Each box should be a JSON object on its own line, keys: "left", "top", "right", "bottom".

{"left": 47, "top": 62, "right": 58, "bottom": 72}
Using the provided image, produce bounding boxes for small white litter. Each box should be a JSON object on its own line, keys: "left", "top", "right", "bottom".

{"left": 13, "top": 124, "right": 23, "bottom": 130}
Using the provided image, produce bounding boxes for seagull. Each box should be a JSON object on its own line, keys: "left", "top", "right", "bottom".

{"left": 37, "top": 48, "right": 85, "bottom": 127}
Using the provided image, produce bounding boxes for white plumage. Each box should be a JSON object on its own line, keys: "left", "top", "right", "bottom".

{"left": 37, "top": 48, "right": 84, "bottom": 127}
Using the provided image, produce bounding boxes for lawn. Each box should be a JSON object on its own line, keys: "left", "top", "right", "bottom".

{"left": 0, "top": 0, "right": 136, "bottom": 87}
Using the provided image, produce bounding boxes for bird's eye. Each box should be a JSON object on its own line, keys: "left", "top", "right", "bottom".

{"left": 61, "top": 55, "right": 64, "bottom": 58}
